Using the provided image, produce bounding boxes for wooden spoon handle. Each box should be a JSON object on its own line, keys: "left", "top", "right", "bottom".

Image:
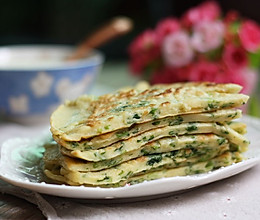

{"left": 67, "top": 17, "right": 133, "bottom": 60}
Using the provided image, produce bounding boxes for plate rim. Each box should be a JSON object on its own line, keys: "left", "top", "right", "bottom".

{"left": 0, "top": 115, "right": 260, "bottom": 199}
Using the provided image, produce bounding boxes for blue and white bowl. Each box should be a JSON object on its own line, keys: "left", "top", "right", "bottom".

{"left": 0, "top": 45, "right": 104, "bottom": 124}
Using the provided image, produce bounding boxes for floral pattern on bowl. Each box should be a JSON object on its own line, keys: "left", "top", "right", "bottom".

{"left": 0, "top": 45, "right": 104, "bottom": 124}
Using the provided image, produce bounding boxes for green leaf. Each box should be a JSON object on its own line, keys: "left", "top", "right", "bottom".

{"left": 249, "top": 51, "right": 260, "bottom": 68}
{"left": 247, "top": 95, "right": 260, "bottom": 117}
{"left": 228, "top": 21, "right": 241, "bottom": 34}
{"left": 248, "top": 49, "right": 260, "bottom": 69}
{"left": 204, "top": 45, "right": 223, "bottom": 61}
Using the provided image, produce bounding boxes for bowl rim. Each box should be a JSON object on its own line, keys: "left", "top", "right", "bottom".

{"left": 0, "top": 44, "right": 104, "bottom": 72}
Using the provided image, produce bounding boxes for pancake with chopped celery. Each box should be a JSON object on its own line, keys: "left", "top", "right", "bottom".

{"left": 50, "top": 83, "right": 248, "bottom": 142}
{"left": 44, "top": 134, "right": 228, "bottom": 172}
{"left": 44, "top": 151, "right": 242, "bottom": 187}
{"left": 44, "top": 82, "right": 250, "bottom": 188}
{"left": 45, "top": 143, "right": 229, "bottom": 186}
{"left": 60, "top": 146, "right": 228, "bottom": 186}
{"left": 54, "top": 109, "right": 242, "bottom": 151}
{"left": 125, "top": 151, "right": 243, "bottom": 186}
{"left": 60, "top": 122, "right": 248, "bottom": 162}
{"left": 46, "top": 123, "right": 246, "bottom": 173}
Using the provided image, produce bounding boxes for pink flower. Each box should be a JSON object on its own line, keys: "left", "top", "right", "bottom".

{"left": 237, "top": 68, "right": 258, "bottom": 95}
{"left": 162, "top": 31, "right": 194, "bottom": 67}
{"left": 151, "top": 66, "right": 191, "bottom": 84}
{"left": 239, "top": 20, "right": 260, "bottom": 52}
{"left": 151, "top": 68, "right": 176, "bottom": 84}
{"left": 186, "top": 60, "right": 255, "bottom": 95}
{"left": 128, "top": 30, "right": 160, "bottom": 74}
{"left": 182, "top": 1, "right": 221, "bottom": 27}
{"left": 224, "top": 10, "right": 239, "bottom": 24}
{"left": 187, "top": 61, "right": 222, "bottom": 82}
{"left": 155, "top": 18, "right": 180, "bottom": 43}
{"left": 223, "top": 44, "right": 248, "bottom": 70}
{"left": 191, "top": 20, "right": 224, "bottom": 52}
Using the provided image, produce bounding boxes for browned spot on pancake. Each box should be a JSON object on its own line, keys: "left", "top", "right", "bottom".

{"left": 173, "top": 87, "right": 182, "bottom": 95}
{"left": 97, "top": 132, "right": 113, "bottom": 140}
{"left": 154, "top": 88, "right": 173, "bottom": 97}
{"left": 205, "top": 82, "right": 217, "bottom": 87}
{"left": 142, "top": 110, "right": 149, "bottom": 116}
{"left": 108, "top": 116, "right": 114, "bottom": 121}
{"left": 136, "top": 156, "right": 146, "bottom": 162}
{"left": 160, "top": 101, "right": 170, "bottom": 107}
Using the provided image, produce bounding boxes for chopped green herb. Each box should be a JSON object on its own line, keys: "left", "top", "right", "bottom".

{"left": 217, "top": 138, "right": 226, "bottom": 145}
{"left": 205, "top": 161, "right": 214, "bottom": 168}
{"left": 142, "top": 136, "right": 147, "bottom": 141}
{"left": 97, "top": 175, "right": 112, "bottom": 182}
{"left": 165, "top": 151, "right": 177, "bottom": 158}
{"left": 194, "top": 169, "right": 204, "bottom": 174}
{"left": 104, "top": 125, "right": 110, "bottom": 130}
{"left": 170, "top": 142, "right": 176, "bottom": 148}
{"left": 168, "top": 116, "right": 183, "bottom": 126}
{"left": 185, "top": 144, "right": 194, "bottom": 149}
{"left": 94, "top": 151, "right": 106, "bottom": 160}
{"left": 84, "top": 145, "right": 92, "bottom": 150}
{"left": 123, "top": 171, "right": 133, "bottom": 179}
{"left": 151, "top": 145, "right": 160, "bottom": 150}
{"left": 169, "top": 130, "right": 176, "bottom": 136}
{"left": 149, "top": 108, "right": 160, "bottom": 119}
{"left": 119, "top": 170, "right": 124, "bottom": 175}
{"left": 221, "top": 102, "right": 235, "bottom": 108}
{"left": 93, "top": 163, "right": 99, "bottom": 168}
{"left": 221, "top": 130, "right": 229, "bottom": 134}
{"left": 97, "top": 128, "right": 103, "bottom": 133}
{"left": 114, "top": 144, "right": 124, "bottom": 152}
{"left": 132, "top": 128, "right": 140, "bottom": 134}
{"left": 116, "top": 130, "right": 130, "bottom": 139}
{"left": 136, "top": 101, "right": 150, "bottom": 107}
{"left": 210, "top": 113, "right": 215, "bottom": 118}
{"left": 186, "top": 124, "right": 198, "bottom": 132}
{"left": 147, "top": 154, "right": 163, "bottom": 166}
{"left": 208, "top": 103, "right": 216, "bottom": 109}
{"left": 205, "top": 101, "right": 220, "bottom": 110}
{"left": 148, "top": 135, "right": 155, "bottom": 141}
{"left": 133, "top": 113, "right": 141, "bottom": 119}
{"left": 111, "top": 104, "right": 131, "bottom": 112}
{"left": 230, "top": 144, "right": 239, "bottom": 151}
{"left": 152, "top": 121, "right": 161, "bottom": 126}
{"left": 141, "top": 148, "right": 150, "bottom": 155}
{"left": 71, "top": 142, "right": 79, "bottom": 148}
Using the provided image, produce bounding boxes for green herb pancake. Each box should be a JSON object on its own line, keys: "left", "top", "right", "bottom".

{"left": 44, "top": 134, "right": 228, "bottom": 172}
{"left": 54, "top": 109, "right": 242, "bottom": 150}
{"left": 61, "top": 122, "right": 248, "bottom": 162}
{"left": 44, "top": 151, "right": 242, "bottom": 187}
{"left": 50, "top": 83, "right": 248, "bottom": 141}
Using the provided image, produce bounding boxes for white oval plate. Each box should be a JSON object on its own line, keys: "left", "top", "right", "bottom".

{"left": 0, "top": 115, "right": 260, "bottom": 200}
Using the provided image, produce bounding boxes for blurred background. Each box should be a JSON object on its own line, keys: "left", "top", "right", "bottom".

{"left": 1, "top": 0, "right": 260, "bottom": 60}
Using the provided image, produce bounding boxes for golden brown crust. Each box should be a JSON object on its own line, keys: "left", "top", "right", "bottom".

{"left": 50, "top": 82, "right": 247, "bottom": 141}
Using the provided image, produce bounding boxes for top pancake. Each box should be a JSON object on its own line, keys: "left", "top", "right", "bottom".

{"left": 50, "top": 82, "right": 248, "bottom": 141}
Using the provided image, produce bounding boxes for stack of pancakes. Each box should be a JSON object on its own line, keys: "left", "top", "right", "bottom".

{"left": 43, "top": 82, "right": 249, "bottom": 187}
